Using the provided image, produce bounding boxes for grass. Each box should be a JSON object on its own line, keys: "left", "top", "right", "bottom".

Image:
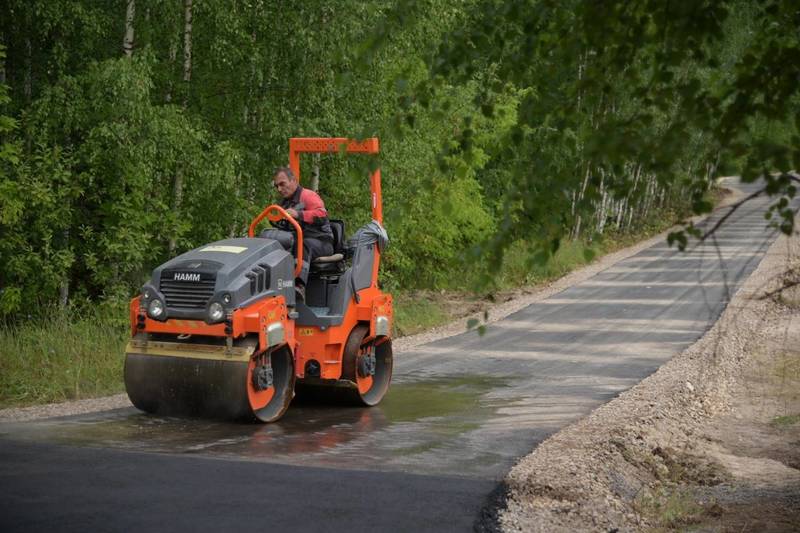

{"left": 0, "top": 307, "right": 129, "bottom": 408}
{"left": 634, "top": 487, "right": 717, "bottom": 529}
{"left": 770, "top": 348, "right": 800, "bottom": 426}
{"left": 771, "top": 414, "right": 800, "bottom": 428}
{"left": 392, "top": 293, "right": 450, "bottom": 337}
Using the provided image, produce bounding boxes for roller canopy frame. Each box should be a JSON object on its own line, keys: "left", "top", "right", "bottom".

{"left": 288, "top": 137, "right": 383, "bottom": 224}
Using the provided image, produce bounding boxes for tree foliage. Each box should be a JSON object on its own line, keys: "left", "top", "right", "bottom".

{"left": 1, "top": 1, "right": 797, "bottom": 318}
{"left": 372, "top": 0, "right": 799, "bottom": 262}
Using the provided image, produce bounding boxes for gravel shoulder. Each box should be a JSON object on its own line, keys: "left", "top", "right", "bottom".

{"left": 479, "top": 228, "right": 800, "bottom": 531}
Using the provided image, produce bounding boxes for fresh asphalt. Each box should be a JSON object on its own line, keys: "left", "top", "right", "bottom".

{"left": 0, "top": 179, "right": 791, "bottom": 532}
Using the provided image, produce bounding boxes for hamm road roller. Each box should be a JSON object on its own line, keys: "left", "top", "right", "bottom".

{"left": 124, "top": 137, "right": 393, "bottom": 422}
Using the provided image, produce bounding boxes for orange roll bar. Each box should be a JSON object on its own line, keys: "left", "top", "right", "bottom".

{"left": 248, "top": 204, "right": 304, "bottom": 279}
{"left": 288, "top": 137, "right": 382, "bottom": 223}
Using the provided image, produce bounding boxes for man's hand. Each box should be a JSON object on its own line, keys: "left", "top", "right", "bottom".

{"left": 286, "top": 208, "right": 299, "bottom": 219}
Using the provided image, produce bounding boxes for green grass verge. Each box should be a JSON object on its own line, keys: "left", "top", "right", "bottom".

{"left": 634, "top": 486, "right": 716, "bottom": 529}
{"left": 0, "top": 308, "right": 129, "bottom": 408}
{"left": 771, "top": 414, "right": 800, "bottom": 428}
{"left": 392, "top": 293, "right": 450, "bottom": 337}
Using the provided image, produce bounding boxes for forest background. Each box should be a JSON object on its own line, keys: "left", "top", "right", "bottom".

{"left": 0, "top": 1, "right": 798, "bottom": 404}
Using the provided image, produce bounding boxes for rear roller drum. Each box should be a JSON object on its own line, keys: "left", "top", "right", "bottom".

{"left": 341, "top": 324, "right": 393, "bottom": 406}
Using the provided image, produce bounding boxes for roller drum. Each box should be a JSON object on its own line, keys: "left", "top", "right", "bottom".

{"left": 124, "top": 335, "right": 295, "bottom": 423}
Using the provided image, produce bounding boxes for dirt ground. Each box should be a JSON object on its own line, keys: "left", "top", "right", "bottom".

{"left": 479, "top": 233, "right": 800, "bottom": 532}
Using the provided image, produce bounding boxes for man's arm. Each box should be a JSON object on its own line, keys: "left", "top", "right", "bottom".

{"left": 296, "top": 189, "right": 328, "bottom": 223}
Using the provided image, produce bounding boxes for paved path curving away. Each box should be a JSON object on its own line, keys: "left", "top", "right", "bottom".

{"left": 0, "top": 179, "right": 790, "bottom": 532}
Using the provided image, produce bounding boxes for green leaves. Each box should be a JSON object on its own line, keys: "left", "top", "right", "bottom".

{"left": 0, "top": 54, "right": 241, "bottom": 317}
{"left": 3, "top": 1, "right": 798, "bottom": 317}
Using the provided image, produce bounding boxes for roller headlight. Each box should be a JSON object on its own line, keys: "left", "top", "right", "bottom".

{"left": 208, "top": 302, "right": 225, "bottom": 322}
{"left": 147, "top": 298, "right": 165, "bottom": 319}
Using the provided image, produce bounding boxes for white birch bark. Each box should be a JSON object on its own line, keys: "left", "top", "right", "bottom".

{"left": 311, "top": 154, "right": 320, "bottom": 192}
{"left": 123, "top": 0, "right": 135, "bottom": 57}
{"left": 571, "top": 162, "right": 592, "bottom": 239}
{"left": 615, "top": 197, "right": 627, "bottom": 230}
{"left": 596, "top": 169, "right": 607, "bottom": 234}
{"left": 183, "top": 0, "right": 193, "bottom": 99}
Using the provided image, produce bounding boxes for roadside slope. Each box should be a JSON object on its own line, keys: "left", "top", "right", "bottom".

{"left": 480, "top": 230, "right": 800, "bottom": 531}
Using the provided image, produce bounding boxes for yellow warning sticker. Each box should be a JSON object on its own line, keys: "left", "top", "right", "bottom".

{"left": 200, "top": 245, "right": 248, "bottom": 254}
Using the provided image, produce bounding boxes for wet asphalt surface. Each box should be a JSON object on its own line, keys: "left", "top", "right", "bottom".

{"left": 0, "top": 179, "right": 790, "bottom": 532}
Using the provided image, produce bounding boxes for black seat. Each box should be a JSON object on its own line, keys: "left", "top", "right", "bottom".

{"left": 310, "top": 219, "right": 345, "bottom": 275}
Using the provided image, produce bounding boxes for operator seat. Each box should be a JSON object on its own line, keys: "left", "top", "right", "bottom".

{"left": 259, "top": 219, "right": 344, "bottom": 271}
{"left": 310, "top": 219, "right": 346, "bottom": 275}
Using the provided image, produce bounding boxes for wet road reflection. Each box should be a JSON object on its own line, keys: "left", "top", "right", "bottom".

{"left": 0, "top": 376, "right": 532, "bottom": 478}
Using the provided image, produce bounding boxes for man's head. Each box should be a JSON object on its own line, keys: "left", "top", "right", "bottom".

{"left": 273, "top": 167, "right": 299, "bottom": 199}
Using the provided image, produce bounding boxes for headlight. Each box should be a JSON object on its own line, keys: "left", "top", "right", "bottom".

{"left": 147, "top": 298, "right": 165, "bottom": 319}
{"left": 266, "top": 322, "right": 285, "bottom": 346}
{"left": 208, "top": 302, "right": 225, "bottom": 322}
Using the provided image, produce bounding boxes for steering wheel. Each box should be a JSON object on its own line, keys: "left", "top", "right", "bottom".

{"left": 248, "top": 204, "right": 303, "bottom": 278}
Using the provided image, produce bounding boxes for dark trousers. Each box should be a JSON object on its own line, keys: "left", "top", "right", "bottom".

{"left": 298, "top": 237, "right": 333, "bottom": 286}
{"left": 258, "top": 229, "right": 332, "bottom": 286}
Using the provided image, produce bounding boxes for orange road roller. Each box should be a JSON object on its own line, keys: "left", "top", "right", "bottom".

{"left": 124, "top": 138, "right": 393, "bottom": 422}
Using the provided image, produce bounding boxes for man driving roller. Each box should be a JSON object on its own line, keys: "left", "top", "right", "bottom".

{"left": 271, "top": 166, "right": 334, "bottom": 300}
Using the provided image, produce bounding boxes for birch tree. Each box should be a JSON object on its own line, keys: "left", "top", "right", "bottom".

{"left": 123, "top": 0, "right": 135, "bottom": 57}
{"left": 168, "top": 0, "right": 193, "bottom": 255}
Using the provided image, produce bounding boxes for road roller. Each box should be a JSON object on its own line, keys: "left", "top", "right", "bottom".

{"left": 124, "top": 137, "right": 393, "bottom": 422}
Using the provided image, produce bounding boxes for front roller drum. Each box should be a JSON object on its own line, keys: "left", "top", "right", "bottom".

{"left": 246, "top": 347, "right": 296, "bottom": 422}
{"left": 341, "top": 325, "right": 393, "bottom": 406}
{"left": 124, "top": 339, "right": 295, "bottom": 423}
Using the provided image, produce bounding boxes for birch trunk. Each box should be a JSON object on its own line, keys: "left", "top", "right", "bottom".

{"left": 123, "top": 0, "right": 135, "bottom": 57}
{"left": 165, "top": 40, "right": 178, "bottom": 103}
{"left": 311, "top": 154, "right": 320, "bottom": 192}
{"left": 626, "top": 203, "right": 634, "bottom": 231}
{"left": 596, "top": 170, "right": 607, "bottom": 234}
{"left": 168, "top": 0, "right": 193, "bottom": 254}
{"left": 59, "top": 231, "right": 70, "bottom": 308}
{"left": 615, "top": 197, "right": 627, "bottom": 230}
{"left": 618, "top": 164, "right": 640, "bottom": 230}
{"left": 571, "top": 162, "right": 592, "bottom": 239}
{"left": 59, "top": 280, "right": 69, "bottom": 308}
{"left": 182, "top": 0, "right": 193, "bottom": 105}
{"left": 24, "top": 37, "right": 32, "bottom": 103}
{"left": 642, "top": 174, "right": 655, "bottom": 220}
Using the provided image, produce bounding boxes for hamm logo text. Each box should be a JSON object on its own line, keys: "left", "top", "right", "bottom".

{"left": 173, "top": 272, "right": 201, "bottom": 282}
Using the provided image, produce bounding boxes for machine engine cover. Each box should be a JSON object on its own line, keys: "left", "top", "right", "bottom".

{"left": 143, "top": 237, "right": 296, "bottom": 320}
